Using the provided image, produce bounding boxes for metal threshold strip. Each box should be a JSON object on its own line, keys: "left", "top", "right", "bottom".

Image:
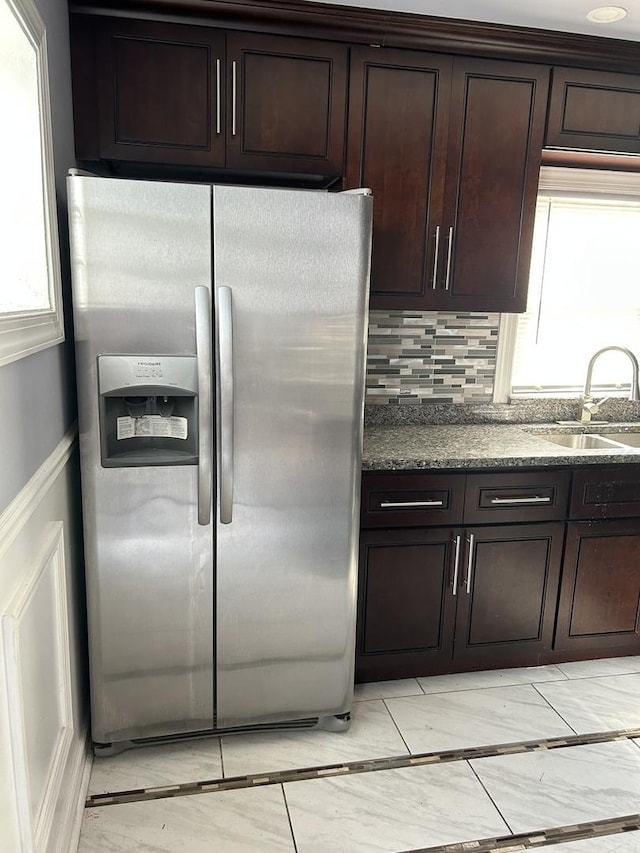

{"left": 86, "top": 725, "right": 640, "bottom": 808}
{"left": 412, "top": 813, "right": 640, "bottom": 852}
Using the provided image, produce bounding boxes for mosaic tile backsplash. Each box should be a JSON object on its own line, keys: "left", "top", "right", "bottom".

{"left": 366, "top": 310, "right": 500, "bottom": 405}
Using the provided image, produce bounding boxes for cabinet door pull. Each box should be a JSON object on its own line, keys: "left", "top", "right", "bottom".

{"left": 452, "top": 534, "right": 461, "bottom": 596}
{"left": 379, "top": 499, "right": 444, "bottom": 508}
{"left": 465, "top": 533, "right": 474, "bottom": 594}
{"left": 216, "top": 58, "right": 222, "bottom": 135}
{"left": 444, "top": 226, "right": 454, "bottom": 290}
{"left": 490, "top": 495, "right": 551, "bottom": 505}
{"left": 431, "top": 225, "right": 440, "bottom": 289}
{"left": 232, "top": 60, "right": 238, "bottom": 136}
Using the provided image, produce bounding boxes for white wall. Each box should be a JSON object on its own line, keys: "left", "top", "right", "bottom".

{"left": 0, "top": 0, "right": 89, "bottom": 848}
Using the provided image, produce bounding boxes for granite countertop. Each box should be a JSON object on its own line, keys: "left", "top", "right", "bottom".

{"left": 362, "top": 422, "right": 640, "bottom": 470}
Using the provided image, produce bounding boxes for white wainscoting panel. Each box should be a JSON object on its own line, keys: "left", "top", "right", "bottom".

{"left": 3, "top": 524, "right": 72, "bottom": 852}
{"left": 0, "top": 427, "right": 88, "bottom": 853}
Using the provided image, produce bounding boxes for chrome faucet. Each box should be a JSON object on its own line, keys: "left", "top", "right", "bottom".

{"left": 580, "top": 345, "right": 640, "bottom": 422}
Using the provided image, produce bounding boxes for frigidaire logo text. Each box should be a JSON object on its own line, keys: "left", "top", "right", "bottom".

{"left": 137, "top": 361, "right": 161, "bottom": 366}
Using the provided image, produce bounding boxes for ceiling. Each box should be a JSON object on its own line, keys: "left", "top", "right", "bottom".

{"left": 301, "top": 0, "right": 640, "bottom": 41}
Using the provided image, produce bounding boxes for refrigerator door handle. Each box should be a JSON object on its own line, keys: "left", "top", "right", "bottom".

{"left": 195, "top": 286, "right": 213, "bottom": 526}
{"left": 218, "top": 285, "right": 234, "bottom": 524}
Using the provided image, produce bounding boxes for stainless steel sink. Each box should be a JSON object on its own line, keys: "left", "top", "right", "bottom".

{"left": 532, "top": 429, "right": 640, "bottom": 451}
{"left": 599, "top": 432, "right": 640, "bottom": 447}
{"left": 540, "top": 433, "right": 622, "bottom": 450}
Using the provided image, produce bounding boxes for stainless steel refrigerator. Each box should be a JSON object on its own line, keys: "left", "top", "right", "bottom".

{"left": 68, "top": 173, "right": 372, "bottom": 753}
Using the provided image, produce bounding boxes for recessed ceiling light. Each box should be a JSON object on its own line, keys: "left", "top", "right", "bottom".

{"left": 586, "top": 6, "right": 628, "bottom": 23}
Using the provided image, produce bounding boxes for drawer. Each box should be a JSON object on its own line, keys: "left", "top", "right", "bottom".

{"left": 361, "top": 471, "right": 465, "bottom": 528}
{"left": 464, "top": 470, "right": 570, "bottom": 524}
{"left": 570, "top": 465, "right": 640, "bottom": 519}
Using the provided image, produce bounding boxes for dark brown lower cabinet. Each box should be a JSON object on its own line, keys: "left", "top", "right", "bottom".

{"left": 555, "top": 520, "right": 640, "bottom": 654}
{"left": 356, "top": 523, "right": 564, "bottom": 682}
{"left": 453, "top": 524, "right": 564, "bottom": 668}
{"left": 356, "top": 529, "right": 457, "bottom": 682}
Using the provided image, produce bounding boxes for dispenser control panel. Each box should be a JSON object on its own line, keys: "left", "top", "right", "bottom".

{"left": 98, "top": 355, "right": 198, "bottom": 395}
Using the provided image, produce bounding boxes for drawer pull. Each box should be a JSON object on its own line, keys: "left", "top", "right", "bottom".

{"left": 489, "top": 495, "right": 551, "bottom": 505}
{"left": 380, "top": 499, "right": 445, "bottom": 508}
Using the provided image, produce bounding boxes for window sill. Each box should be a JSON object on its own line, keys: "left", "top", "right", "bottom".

{"left": 0, "top": 311, "right": 65, "bottom": 367}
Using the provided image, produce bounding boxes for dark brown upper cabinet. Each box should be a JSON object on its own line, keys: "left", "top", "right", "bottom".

{"left": 346, "top": 50, "right": 549, "bottom": 312}
{"left": 441, "top": 59, "right": 549, "bottom": 313}
{"left": 76, "top": 19, "right": 225, "bottom": 167}
{"left": 345, "top": 48, "right": 453, "bottom": 310}
{"left": 225, "top": 33, "right": 347, "bottom": 176}
{"left": 71, "top": 17, "right": 348, "bottom": 178}
{"left": 546, "top": 67, "right": 640, "bottom": 155}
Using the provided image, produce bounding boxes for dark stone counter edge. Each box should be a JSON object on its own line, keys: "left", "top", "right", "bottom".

{"left": 362, "top": 452, "right": 640, "bottom": 471}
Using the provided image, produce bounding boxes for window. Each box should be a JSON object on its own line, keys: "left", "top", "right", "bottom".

{"left": 0, "top": 0, "right": 63, "bottom": 366}
{"left": 495, "top": 167, "right": 640, "bottom": 401}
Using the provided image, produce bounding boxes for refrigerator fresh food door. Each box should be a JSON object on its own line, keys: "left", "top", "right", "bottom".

{"left": 68, "top": 175, "right": 215, "bottom": 745}
{"left": 212, "top": 185, "right": 372, "bottom": 728}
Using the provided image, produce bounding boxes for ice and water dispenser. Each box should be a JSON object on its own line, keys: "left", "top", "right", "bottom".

{"left": 98, "top": 355, "right": 199, "bottom": 467}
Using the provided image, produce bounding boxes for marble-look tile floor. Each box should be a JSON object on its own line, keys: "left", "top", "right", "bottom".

{"left": 78, "top": 655, "right": 640, "bottom": 852}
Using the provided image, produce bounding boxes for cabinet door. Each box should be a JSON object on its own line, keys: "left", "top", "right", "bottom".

{"left": 345, "top": 47, "right": 452, "bottom": 310}
{"left": 226, "top": 33, "right": 347, "bottom": 176}
{"left": 453, "top": 523, "right": 564, "bottom": 667}
{"left": 547, "top": 67, "right": 640, "bottom": 155}
{"left": 356, "top": 528, "right": 458, "bottom": 682}
{"left": 94, "top": 20, "right": 225, "bottom": 166}
{"left": 436, "top": 59, "right": 550, "bottom": 313}
{"left": 555, "top": 520, "right": 640, "bottom": 654}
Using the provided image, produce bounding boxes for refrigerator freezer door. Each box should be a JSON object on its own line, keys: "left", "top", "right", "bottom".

{"left": 68, "top": 176, "right": 215, "bottom": 744}
{"left": 213, "top": 185, "right": 372, "bottom": 728}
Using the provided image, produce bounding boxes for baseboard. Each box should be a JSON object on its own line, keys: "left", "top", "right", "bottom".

{"left": 49, "top": 723, "right": 91, "bottom": 853}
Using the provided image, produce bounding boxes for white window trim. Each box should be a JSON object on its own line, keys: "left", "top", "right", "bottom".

{"left": 493, "top": 166, "right": 640, "bottom": 403}
{"left": 493, "top": 313, "right": 517, "bottom": 403}
{"left": 0, "top": 0, "right": 64, "bottom": 368}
